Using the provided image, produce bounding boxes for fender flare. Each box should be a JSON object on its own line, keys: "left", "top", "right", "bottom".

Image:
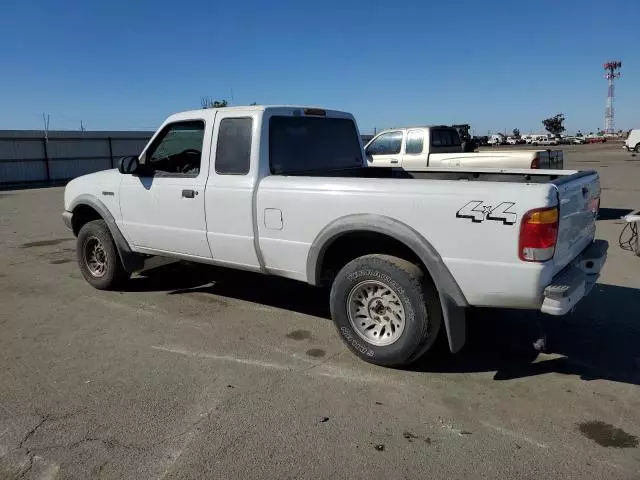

{"left": 306, "top": 214, "right": 468, "bottom": 353}
{"left": 68, "top": 194, "right": 144, "bottom": 273}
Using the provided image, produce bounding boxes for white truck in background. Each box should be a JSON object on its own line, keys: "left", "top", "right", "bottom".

{"left": 365, "top": 126, "right": 563, "bottom": 169}
{"left": 62, "top": 106, "right": 606, "bottom": 367}
{"left": 624, "top": 129, "right": 640, "bottom": 152}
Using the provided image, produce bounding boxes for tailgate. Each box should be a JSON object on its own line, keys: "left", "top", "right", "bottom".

{"left": 553, "top": 171, "right": 600, "bottom": 273}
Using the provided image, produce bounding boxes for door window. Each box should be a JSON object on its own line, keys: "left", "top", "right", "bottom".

{"left": 366, "top": 131, "right": 403, "bottom": 155}
{"left": 405, "top": 130, "right": 424, "bottom": 154}
{"left": 145, "top": 120, "right": 205, "bottom": 176}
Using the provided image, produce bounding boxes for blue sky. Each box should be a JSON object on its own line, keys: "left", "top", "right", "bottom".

{"left": 1, "top": 0, "right": 638, "bottom": 134}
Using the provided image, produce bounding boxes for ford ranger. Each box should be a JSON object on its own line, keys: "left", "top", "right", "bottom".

{"left": 62, "top": 106, "right": 607, "bottom": 367}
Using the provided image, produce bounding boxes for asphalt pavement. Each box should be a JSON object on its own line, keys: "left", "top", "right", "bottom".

{"left": 1, "top": 143, "right": 639, "bottom": 479}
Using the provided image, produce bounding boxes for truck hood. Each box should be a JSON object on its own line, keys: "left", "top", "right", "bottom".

{"left": 64, "top": 169, "right": 123, "bottom": 211}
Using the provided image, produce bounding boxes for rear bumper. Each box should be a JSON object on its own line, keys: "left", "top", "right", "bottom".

{"left": 541, "top": 240, "right": 608, "bottom": 315}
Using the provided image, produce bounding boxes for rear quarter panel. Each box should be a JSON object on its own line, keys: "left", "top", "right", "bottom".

{"left": 256, "top": 176, "right": 558, "bottom": 308}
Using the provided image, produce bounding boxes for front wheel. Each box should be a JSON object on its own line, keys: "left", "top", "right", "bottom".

{"left": 330, "top": 254, "right": 442, "bottom": 367}
{"left": 77, "top": 220, "right": 130, "bottom": 290}
{"left": 635, "top": 143, "right": 640, "bottom": 153}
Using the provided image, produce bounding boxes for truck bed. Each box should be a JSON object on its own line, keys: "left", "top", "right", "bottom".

{"left": 283, "top": 166, "right": 590, "bottom": 185}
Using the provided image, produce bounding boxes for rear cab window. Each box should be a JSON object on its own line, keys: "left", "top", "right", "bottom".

{"left": 269, "top": 116, "right": 363, "bottom": 174}
{"left": 430, "top": 128, "right": 462, "bottom": 147}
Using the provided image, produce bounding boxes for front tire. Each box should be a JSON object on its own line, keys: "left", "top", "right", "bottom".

{"left": 77, "top": 220, "right": 130, "bottom": 290}
{"left": 635, "top": 143, "right": 640, "bottom": 153}
{"left": 330, "top": 254, "right": 442, "bottom": 367}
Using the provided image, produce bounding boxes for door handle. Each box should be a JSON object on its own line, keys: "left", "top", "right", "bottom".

{"left": 181, "top": 189, "right": 197, "bottom": 198}
{"left": 390, "top": 159, "right": 399, "bottom": 164}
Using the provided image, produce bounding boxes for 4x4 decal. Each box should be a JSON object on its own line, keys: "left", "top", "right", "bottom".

{"left": 456, "top": 201, "right": 517, "bottom": 225}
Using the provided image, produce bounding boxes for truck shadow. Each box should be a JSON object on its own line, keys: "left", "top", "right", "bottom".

{"left": 415, "top": 284, "right": 640, "bottom": 386}
{"left": 126, "top": 261, "right": 331, "bottom": 319}
{"left": 129, "top": 262, "right": 640, "bottom": 386}
{"left": 597, "top": 207, "right": 634, "bottom": 221}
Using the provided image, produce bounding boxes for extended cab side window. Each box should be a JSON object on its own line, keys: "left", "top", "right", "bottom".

{"left": 366, "top": 131, "right": 402, "bottom": 155}
{"left": 215, "top": 118, "right": 253, "bottom": 175}
{"left": 405, "top": 130, "right": 424, "bottom": 154}
{"left": 145, "top": 121, "right": 205, "bottom": 176}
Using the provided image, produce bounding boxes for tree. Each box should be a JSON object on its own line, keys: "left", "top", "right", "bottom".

{"left": 512, "top": 128, "right": 520, "bottom": 138}
{"left": 200, "top": 97, "right": 228, "bottom": 109}
{"left": 542, "top": 114, "right": 565, "bottom": 136}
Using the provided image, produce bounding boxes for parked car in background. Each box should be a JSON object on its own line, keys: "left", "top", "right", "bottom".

{"left": 567, "top": 136, "right": 586, "bottom": 145}
{"left": 62, "top": 105, "right": 606, "bottom": 367}
{"left": 623, "top": 129, "right": 640, "bottom": 152}
{"left": 539, "top": 137, "right": 559, "bottom": 146}
{"left": 506, "top": 137, "right": 518, "bottom": 145}
{"left": 586, "top": 136, "right": 607, "bottom": 144}
{"left": 488, "top": 134, "right": 506, "bottom": 146}
{"left": 529, "top": 135, "right": 549, "bottom": 145}
{"left": 365, "top": 127, "right": 563, "bottom": 169}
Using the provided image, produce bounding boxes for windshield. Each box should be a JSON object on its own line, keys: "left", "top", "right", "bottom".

{"left": 269, "top": 116, "right": 363, "bottom": 174}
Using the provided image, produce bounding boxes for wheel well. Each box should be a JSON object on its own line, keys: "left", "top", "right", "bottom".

{"left": 71, "top": 204, "right": 102, "bottom": 236}
{"left": 318, "top": 231, "right": 426, "bottom": 286}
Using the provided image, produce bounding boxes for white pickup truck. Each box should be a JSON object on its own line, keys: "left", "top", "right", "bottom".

{"left": 365, "top": 126, "right": 563, "bottom": 169}
{"left": 62, "top": 106, "right": 606, "bottom": 367}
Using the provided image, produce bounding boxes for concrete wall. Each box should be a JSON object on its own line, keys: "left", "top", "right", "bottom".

{"left": 0, "top": 130, "right": 152, "bottom": 187}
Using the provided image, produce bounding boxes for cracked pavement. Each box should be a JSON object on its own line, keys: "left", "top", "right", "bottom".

{"left": 1, "top": 143, "right": 640, "bottom": 479}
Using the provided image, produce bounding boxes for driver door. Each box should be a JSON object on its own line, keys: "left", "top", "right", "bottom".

{"left": 364, "top": 130, "right": 404, "bottom": 167}
{"left": 119, "top": 118, "right": 213, "bottom": 258}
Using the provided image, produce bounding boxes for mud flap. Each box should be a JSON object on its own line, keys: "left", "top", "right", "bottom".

{"left": 440, "top": 293, "right": 466, "bottom": 353}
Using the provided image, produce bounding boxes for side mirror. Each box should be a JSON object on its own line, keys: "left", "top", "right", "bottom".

{"left": 118, "top": 156, "right": 140, "bottom": 174}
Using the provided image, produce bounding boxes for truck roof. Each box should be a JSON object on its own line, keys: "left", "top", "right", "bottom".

{"left": 169, "top": 105, "right": 349, "bottom": 116}
{"left": 373, "top": 125, "right": 456, "bottom": 133}
{"left": 164, "top": 105, "right": 355, "bottom": 124}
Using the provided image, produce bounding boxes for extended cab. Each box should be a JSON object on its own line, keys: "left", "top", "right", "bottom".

{"left": 63, "top": 106, "right": 606, "bottom": 367}
{"left": 365, "top": 126, "right": 563, "bottom": 169}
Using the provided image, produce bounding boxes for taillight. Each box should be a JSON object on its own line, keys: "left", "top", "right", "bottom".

{"left": 519, "top": 207, "right": 559, "bottom": 262}
{"left": 530, "top": 156, "right": 540, "bottom": 169}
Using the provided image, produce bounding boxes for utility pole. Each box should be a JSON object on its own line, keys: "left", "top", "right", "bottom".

{"left": 42, "top": 113, "right": 50, "bottom": 142}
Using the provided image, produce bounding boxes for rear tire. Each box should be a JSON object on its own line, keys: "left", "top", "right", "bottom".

{"left": 330, "top": 254, "right": 442, "bottom": 367}
{"left": 77, "top": 220, "right": 130, "bottom": 290}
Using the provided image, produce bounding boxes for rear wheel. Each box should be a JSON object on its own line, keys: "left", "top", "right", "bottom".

{"left": 77, "top": 220, "right": 130, "bottom": 290}
{"left": 330, "top": 254, "right": 442, "bottom": 367}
